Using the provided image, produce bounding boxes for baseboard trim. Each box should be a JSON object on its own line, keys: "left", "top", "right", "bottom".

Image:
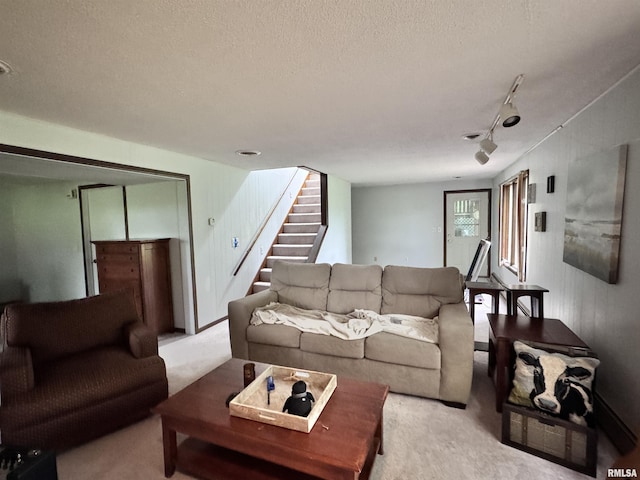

{"left": 195, "top": 315, "right": 228, "bottom": 334}
{"left": 596, "top": 392, "right": 637, "bottom": 455}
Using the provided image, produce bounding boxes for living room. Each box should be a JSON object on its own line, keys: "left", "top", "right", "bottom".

{"left": 1, "top": 1, "right": 640, "bottom": 478}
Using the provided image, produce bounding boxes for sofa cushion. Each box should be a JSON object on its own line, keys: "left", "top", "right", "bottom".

{"left": 4, "top": 290, "right": 139, "bottom": 364}
{"left": 246, "top": 324, "right": 301, "bottom": 348}
{"left": 365, "top": 333, "right": 441, "bottom": 369}
{"left": 381, "top": 266, "right": 463, "bottom": 318}
{"left": 270, "top": 261, "right": 331, "bottom": 311}
{"left": 300, "top": 333, "right": 365, "bottom": 359}
{"left": 327, "top": 263, "right": 383, "bottom": 314}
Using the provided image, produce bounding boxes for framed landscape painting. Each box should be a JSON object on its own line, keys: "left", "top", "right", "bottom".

{"left": 563, "top": 144, "right": 628, "bottom": 284}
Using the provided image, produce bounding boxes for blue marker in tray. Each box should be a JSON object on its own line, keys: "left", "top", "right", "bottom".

{"left": 266, "top": 375, "right": 275, "bottom": 405}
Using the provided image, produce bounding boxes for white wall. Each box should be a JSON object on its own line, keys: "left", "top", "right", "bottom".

{"left": 0, "top": 112, "right": 352, "bottom": 332}
{"left": 7, "top": 181, "right": 86, "bottom": 302}
{"left": 492, "top": 67, "right": 640, "bottom": 434}
{"left": 317, "top": 175, "right": 352, "bottom": 264}
{"left": 352, "top": 178, "right": 492, "bottom": 267}
{"left": 126, "top": 181, "right": 189, "bottom": 330}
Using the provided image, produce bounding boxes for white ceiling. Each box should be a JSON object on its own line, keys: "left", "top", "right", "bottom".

{"left": 1, "top": 0, "right": 640, "bottom": 186}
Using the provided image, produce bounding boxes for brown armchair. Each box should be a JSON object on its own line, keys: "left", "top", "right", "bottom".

{"left": 0, "top": 290, "right": 168, "bottom": 450}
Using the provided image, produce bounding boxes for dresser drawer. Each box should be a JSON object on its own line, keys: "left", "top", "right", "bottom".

{"left": 97, "top": 262, "right": 141, "bottom": 280}
{"left": 96, "top": 252, "right": 139, "bottom": 264}
{"left": 95, "top": 243, "right": 139, "bottom": 255}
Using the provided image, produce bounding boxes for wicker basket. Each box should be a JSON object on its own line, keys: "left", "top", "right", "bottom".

{"left": 502, "top": 402, "right": 597, "bottom": 477}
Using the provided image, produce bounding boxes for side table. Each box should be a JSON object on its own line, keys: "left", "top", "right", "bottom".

{"left": 504, "top": 284, "right": 549, "bottom": 318}
{"left": 487, "top": 314, "right": 589, "bottom": 412}
{"left": 465, "top": 281, "right": 503, "bottom": 323}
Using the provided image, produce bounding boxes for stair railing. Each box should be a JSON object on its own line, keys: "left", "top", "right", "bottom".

{"left": 232, "top": 170, "right": 301, "bottom": 276}
{"left": 305, "top": 171, "right": 328, "bottom": 263}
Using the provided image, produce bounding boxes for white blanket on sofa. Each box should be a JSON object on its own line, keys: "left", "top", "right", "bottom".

{"left": 251, "top": 302, "right": 438, "bottom": 343}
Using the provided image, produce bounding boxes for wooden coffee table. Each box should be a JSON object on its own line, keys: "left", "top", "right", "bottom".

{"left": 487, "top": 314, "right": 589, "bottom": 413}
{"left": 153, "top": 358, "right": 389, "bottom": 480}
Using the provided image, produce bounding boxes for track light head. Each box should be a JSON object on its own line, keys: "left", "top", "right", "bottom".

{"left": 500, "top": 102, "right": 521, "bottom": 127}
{"left": 475, "top": 150, "right": 490, "bottom": 165}
{"left": 479, "top": 137, "right": 497, "bottom": 155}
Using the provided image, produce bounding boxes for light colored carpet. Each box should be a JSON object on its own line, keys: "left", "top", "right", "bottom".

{"left": 57, "top": 321, "right": 618, "bottom": 479}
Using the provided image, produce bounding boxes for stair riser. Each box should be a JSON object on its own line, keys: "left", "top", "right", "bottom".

{"left": 283, "top": 223, "right": 321, "bottom": 233}
{"left": 302, "top": 187, "right": 320, "bottom": 196}
{"left": 277, "top": 233, "right": 317, "bottom": 244}
{"left": 266, "top": 256, "right": 307, "bottom": 267}
{"left": 259, "top": 269, "right": 271, "bottom": 282}
{"left": 292, "top": 204, "right": 321, "bottom": 214}
{"left": 288, "top": 213, "right": 321, "bottom": 223}
{"left": 297, "top": 195, "right": 321, "bottom": 205}
{"left": 272, "top": 245, "right": 312, "bottom": 256}
{"left": 252, "top": 283, "right": 270, "bottom": 293}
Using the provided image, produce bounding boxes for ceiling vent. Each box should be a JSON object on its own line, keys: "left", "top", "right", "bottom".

{"left": 0, "top": 60, "right": 13, "bottom": 75}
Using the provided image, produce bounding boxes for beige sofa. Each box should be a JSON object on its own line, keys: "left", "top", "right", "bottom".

{"left": 228, "top": 261, "right": 474, "bottom": 407}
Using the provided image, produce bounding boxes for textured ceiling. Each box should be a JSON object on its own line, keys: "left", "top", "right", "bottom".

{"left": 1, "top": 0, "right": 640, "bottom": 185}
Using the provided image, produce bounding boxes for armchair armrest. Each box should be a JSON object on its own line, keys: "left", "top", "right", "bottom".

{"left": 228, "top": 289, "right": 277, "bottom": 359}
{"left": 126, "top": 322, "right": 159, "bottom": 358}
{"left": 0, "top": 345, "right": 34, "bottom": 397}
{"left": 438, "top": 302, "right": 474, "bottom": 405}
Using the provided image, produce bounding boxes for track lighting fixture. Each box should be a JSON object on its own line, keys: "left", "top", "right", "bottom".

{"left": 474, "top": 150, "right": 490, "bottom": 165}
{"left": 500, "top": 102, "right": 521, "bottom": 127}
{"left": 472, "top": 74, "right": 524, "bottom": 165}
{"left": 479, "top": 135, "right": 497, "bottom": 155}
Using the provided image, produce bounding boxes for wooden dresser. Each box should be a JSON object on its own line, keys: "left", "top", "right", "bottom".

{"left": 93, "top": 239, "right": 174, "bottom": 334}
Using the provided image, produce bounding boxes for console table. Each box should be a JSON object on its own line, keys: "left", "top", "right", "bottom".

{"left": 487, "top": 314, "right": 589, "bottom": 412}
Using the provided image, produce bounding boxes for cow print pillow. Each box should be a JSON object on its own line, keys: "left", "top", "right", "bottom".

{"left": 509, "top": 341, "right": 600, "bottom": 427}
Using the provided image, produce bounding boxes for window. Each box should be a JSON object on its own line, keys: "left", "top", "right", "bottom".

{"left": 453, "top": 199, "right": 481, "bottom": 237}
{"left": 499, "top": 170, "right": 529, "bottom": 281}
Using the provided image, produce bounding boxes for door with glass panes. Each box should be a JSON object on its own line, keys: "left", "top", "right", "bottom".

{"left": 444, "top": 190, "right": 490, "bottom": 278}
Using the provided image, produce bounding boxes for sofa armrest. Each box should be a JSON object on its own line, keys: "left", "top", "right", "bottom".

{"left": 228, "top": 289, "right": 278, "bottom": 359}
{"left": 126, "top": 322, "right": 159, "bottom": 358}
{"left": 438, "top": 302, "right": 474, "bottom": 405}
{"left": 0, "top": 345, "right": 35, "bottom": 396}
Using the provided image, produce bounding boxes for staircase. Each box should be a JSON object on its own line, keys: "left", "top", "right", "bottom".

{"left": 252, "top": 172, "right": 322, "bottom": 293}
